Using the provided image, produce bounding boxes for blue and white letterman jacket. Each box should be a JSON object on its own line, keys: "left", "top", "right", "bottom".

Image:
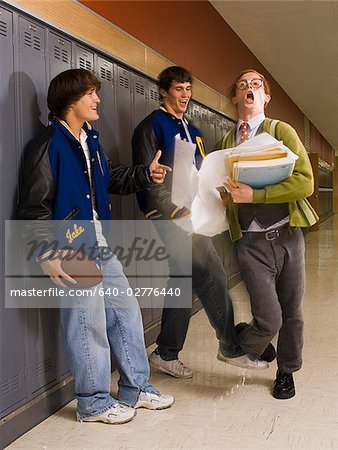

{"left": 17, "top": 120, "right": 153, "bottom": 261}
{"left": 132, "top": 107, "right": 206, "bottom": 220}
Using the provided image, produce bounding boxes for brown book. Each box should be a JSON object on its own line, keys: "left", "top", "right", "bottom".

{"left": 225, "top": 148, "right": 288, "bottom": 178}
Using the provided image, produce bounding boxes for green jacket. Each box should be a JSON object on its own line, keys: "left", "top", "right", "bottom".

{"left": 215, "top": 118, "right": 319, "bottom": 242}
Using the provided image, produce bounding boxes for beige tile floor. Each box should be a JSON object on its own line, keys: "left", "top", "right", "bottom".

{"left": 7, "top": 216, "right": 338, "bottom": 450}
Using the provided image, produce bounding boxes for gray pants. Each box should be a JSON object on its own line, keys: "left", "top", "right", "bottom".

{"left": 235, "top": 227, "right": 305, "bottom": 373}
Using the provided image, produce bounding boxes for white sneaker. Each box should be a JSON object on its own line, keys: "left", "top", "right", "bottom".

{"left": 217, "top": 350, "right": 269, "bottom": 370}
{"left": 149, "top": 351, "right": 193, "bottom": 378}
{"left": 77, "top": 403, "right": 136, "bottom": 424}
{"left": 135, "top": 391, "right": 175, "bottom": 410}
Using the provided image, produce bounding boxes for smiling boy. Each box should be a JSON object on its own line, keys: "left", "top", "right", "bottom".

{"left": 18, "top": 68, "right": 174, "bottom": 424}
{"left": 132, "top": 66, "right": 271, "bottom": 379}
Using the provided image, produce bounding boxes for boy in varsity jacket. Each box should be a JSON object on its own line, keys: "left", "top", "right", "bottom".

{"left": 133, "top": 66, "right": 273, "bottom": 379}
{"left": 18, "top": 68, "right": 174, "bottom": 424}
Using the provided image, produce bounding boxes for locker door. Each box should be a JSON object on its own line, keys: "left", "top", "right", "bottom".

{"left": 132, "top": 75, "right": 147, "bottom": 220}
{"left": 114, "top": 66, "right": 137, "bottom": 289}
{"left": 200, "top": 106, "right": 209, "bottom": 150}
{"left": 17, "top": 16, "right": 56, "bottom": 394}
{"left": 146, "top": 81, "right": 168, "bottom": 325}
{"left": 215, "top": 114, "right": 223, "bottom": 145}
{"left": 47, "top": 31, "right": 72, "bottom": 82}
{"left": 47, "top": 33, "right": 71, "bottom": 380}
{"left": 116, "top": 66, "right": 133, "bottom": 166}
{"left": 18, "top": 16, "right": 48, "bottom": 145}
{"left": 96, "top": 57, "right": 121, "bottom": 223}
{"left": 207, "top": 111, "right": 216, "bottom": 152}
{"left": 115, "top": 66, "right": 133, "bottom": 222}
{"left": 191, "top": 101, "right": 201, "bottom": 133}
{"left": 222, "top": 116, "right": 234, "bottom": 135}
{"left": 148, "top": 80, "right": 160, "bottom": 115}
{"left": 73, "top": 44, "right": 94, "bottom": 71}
{"left": 185, "top": 102, "right": 193, "bottom": 122}
{"left": 132, "top": 75, "right": 152, "bottom": 326}
{"left": 0, "top": 6, "right": 27, "bottom": 417}
{"left": 133, "top": 74, "right": 148, "bottom": 127}
{"left": 96, "top": 57, "right": 117, "bottom": 160}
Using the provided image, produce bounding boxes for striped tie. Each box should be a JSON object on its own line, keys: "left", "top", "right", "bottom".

{"left": 239, "top": 122, "right": 249, "bottom": 144}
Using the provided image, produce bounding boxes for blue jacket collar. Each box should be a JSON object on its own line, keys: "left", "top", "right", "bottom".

{"left": 53, "top": 119, "right": 99, "bottom": 142}
{"left": 159, "top": 106, "right": 189, "bottom": 126}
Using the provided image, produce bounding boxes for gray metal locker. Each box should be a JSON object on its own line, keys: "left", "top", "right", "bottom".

{"left": 115, "top": 65, "right": 134, "bottom": 222}
{"left": 96, "top": 57, "right": 122, "bottom": 223}
{"left": 185, "top": 102, "right": 193, "bottom": 122}
{"left": 146, "top": 80, "right": 164, "bottom": 325}
{"left": 147, "top": 80, "right": 160, "bottom": 114}
{"left": 199, "top": 105, "right": 209, "bottom": 150}
{"left": 47, "top": 30, "right": 73, "bottom": 381}
{"left": 17, "top": 15, "right": 57, "bottom": 394}
{"left": 96, "top": 57, "right": 117, "bottom": 160}
{"left": 115, "top": 66, "right": 133, "bottom": 166}
{"left": 132, "top": 74, "right": 152, "bottom": 326}
{"left": 17, "top": 16, "right": 48, "bottom": 142}
{"left": 47, "top": 31, "right": 72, "bottom": 82}
{"left": 190, "top": 101, "right": 201, "bottom": 133}
{"left": 207, "top": 111, "right": 216, "bottom": 152}
{"left": 222, "top": 116, "right": 234, "bottom": 135}
{"left": 114, "top": 66, "right": 137, "bottom": 294}
{"left": 73, "top": 44, "right": 94, "bottom": 71}
{"left": 132, "top": 74, "right": 148, "bottom": 127}
{"left": 0, "top": 6, "right": 28, "bottom": 417}
{"left": 215, "top": 114, "right": 223, "bottom": 145}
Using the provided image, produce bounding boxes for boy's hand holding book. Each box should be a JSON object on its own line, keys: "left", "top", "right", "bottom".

{"left": 224, "top": 176, "right": 253, "bottom": 203}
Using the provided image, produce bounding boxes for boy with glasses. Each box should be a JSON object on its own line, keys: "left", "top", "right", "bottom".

{"left": 216, "top": 69, "right": 318, "bottom": 399}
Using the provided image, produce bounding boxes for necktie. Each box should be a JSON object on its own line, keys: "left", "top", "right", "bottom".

{"left": 239, "top": 122, "right": 249, "bottom": 144}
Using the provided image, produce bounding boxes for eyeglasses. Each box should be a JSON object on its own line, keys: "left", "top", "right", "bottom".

{"left": 236, "top": 78, "right": 264, "bottom": 90}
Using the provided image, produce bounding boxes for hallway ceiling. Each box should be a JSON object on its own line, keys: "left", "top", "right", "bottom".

{"left": 210, "top": 1, "right": 338, "bottom": 153}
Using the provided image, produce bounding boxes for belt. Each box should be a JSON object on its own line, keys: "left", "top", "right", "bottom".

{"left": 243, "top": 225, "right": 291, "bottom": 241}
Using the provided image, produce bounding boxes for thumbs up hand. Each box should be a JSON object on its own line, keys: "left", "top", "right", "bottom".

{"left": 148, "top": 150, "right": 172, "bottom": 184}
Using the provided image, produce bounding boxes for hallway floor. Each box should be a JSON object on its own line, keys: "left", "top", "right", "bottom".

{"left": 7, "top": 216, "right": 338, "bottom": 449}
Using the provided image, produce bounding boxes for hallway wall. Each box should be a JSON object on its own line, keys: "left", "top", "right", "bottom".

{"left": 80, "top": 0, "right": 334, "bottom": 164}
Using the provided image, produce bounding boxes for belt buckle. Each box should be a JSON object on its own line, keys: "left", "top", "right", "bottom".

{"left": 265, "top": 229, "right": 279, "bottom": 241}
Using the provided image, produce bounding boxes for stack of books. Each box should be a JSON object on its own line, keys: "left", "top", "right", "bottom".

{"left": 226, "top": 137, "right": 298, "bottom": 189}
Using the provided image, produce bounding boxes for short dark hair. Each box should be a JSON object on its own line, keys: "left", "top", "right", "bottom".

{"left": 47, "top": 68, "right": 101, "bottom": 121}
{"left": 158, "top": 66, "right": 193, "bottom": 99}
{"left": 230, "top": 69, "right": 271, "bottom": 98}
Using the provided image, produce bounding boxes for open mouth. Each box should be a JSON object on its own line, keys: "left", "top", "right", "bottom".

{"left": 246, "top": 92, "right": 254, "bottom": 103}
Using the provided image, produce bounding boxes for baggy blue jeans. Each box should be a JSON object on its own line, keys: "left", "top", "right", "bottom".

{"left": 60, "top": 248, "right": 158, "bottom": 419}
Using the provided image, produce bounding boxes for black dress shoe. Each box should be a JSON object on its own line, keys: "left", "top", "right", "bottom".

{"left": 273, "top": 370, "right": 295, "bottom": 399}
{"left": 260, "top": 343, "right": 276, "bottom": 363}
{"left": 235, "top": 322, "right": 276, "bottom": 362}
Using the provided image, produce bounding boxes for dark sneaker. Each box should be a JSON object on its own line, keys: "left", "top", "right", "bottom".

{"left": 273, "top": 370, "right": 295, "bottom": 399}
{"left": 260, "top": 343, "right": 276, "bottom": 363}
{"left": 235, "top": 322, "right": 276, "bottom": 362}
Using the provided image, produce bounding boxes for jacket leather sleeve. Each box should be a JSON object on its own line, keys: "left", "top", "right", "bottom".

{"left": 106, "top": 154, "right": 153, "bottom": 195}
{"left": 17, "top": 127, "right": 57, "bottom": 259}
{"left": 132, "top": 115, "right": 188, "bottom": 219}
